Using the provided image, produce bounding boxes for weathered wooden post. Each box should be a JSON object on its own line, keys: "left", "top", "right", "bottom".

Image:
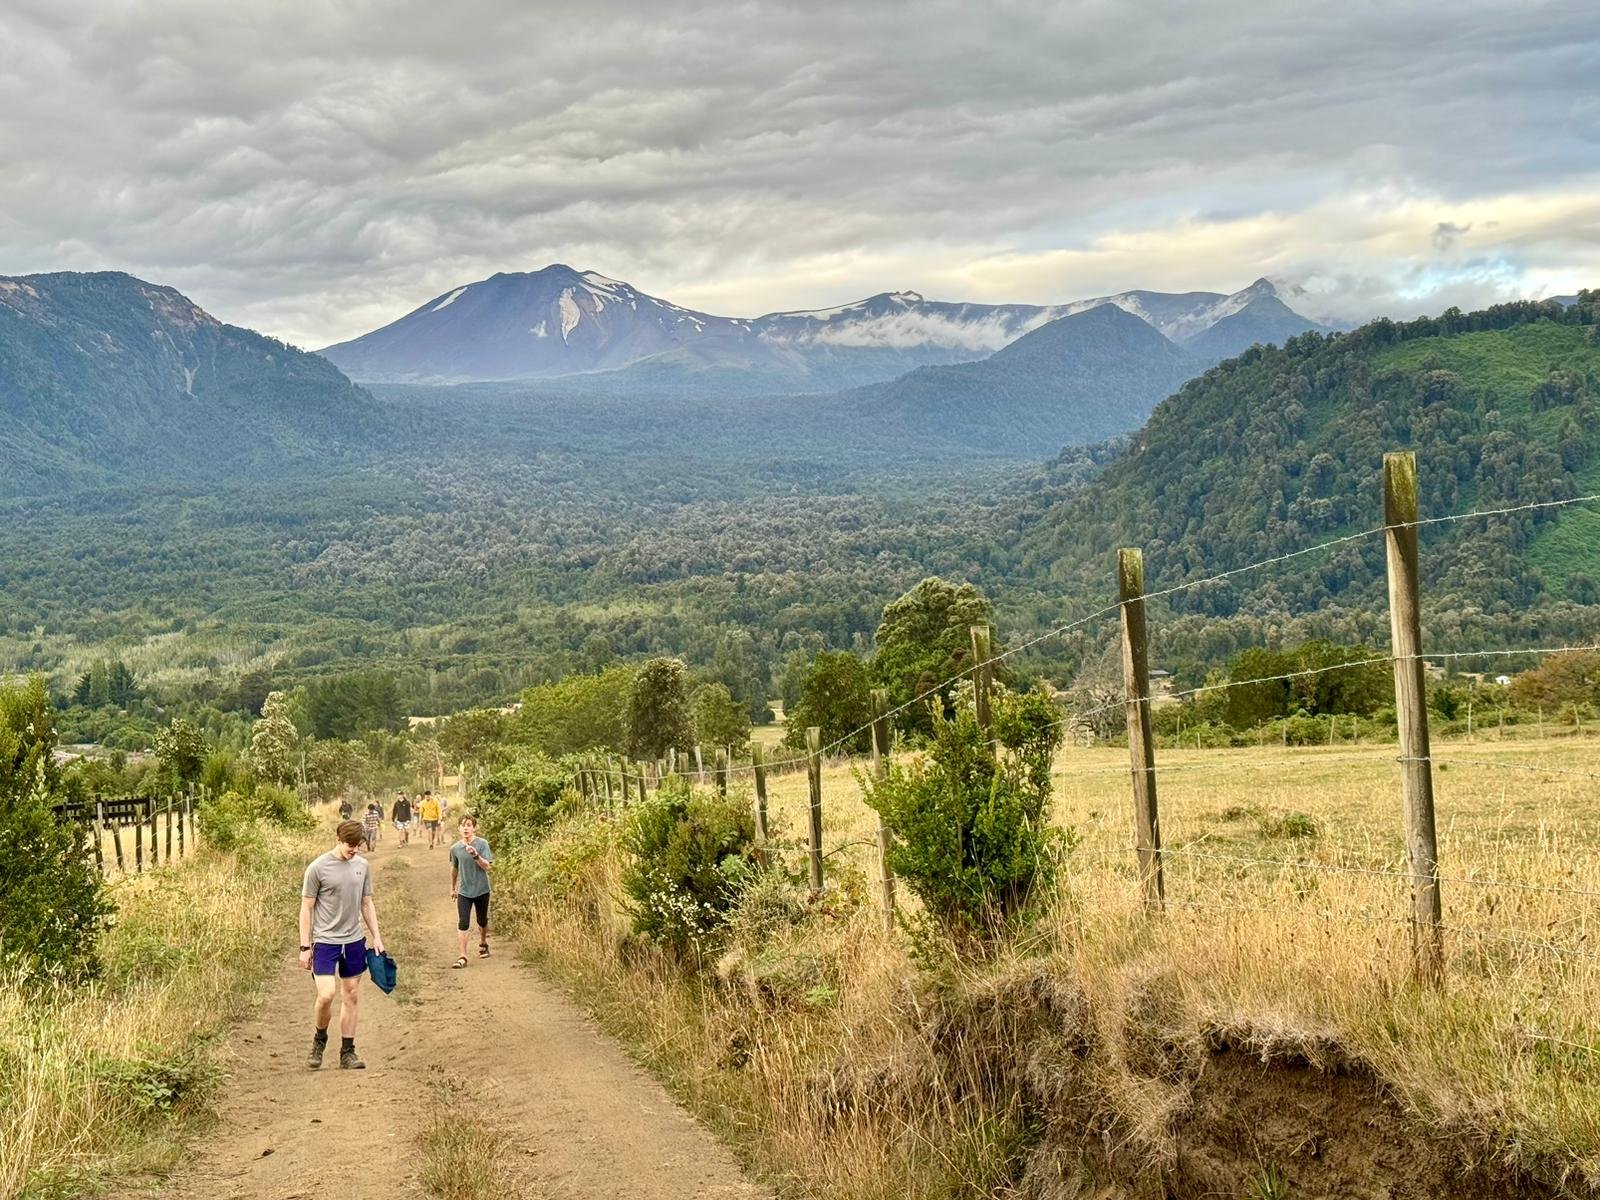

{"left": 805, "top": 726, "right": 825, "bottom": 893}
{"left": 1118, "top": 547, "right": 1164, "bottom": 912}
{"left": 604, "top": 759, "right": 616, "bottom": 809}
{"left": 165, "top": 801, "right": 174, "bottom": 861}
{"left": 134, "top": 806, "right": 144, "bottom": 874}
{"left": 148, "top": 798, "right": 158, "bottom": 867}
{"left": 751, "top": 743, "right": 770, "bottom": 860}
{"left": 92, "top": 799, "right": 106, "bottom": 874}
{"left": 111, "top": 808, "right": 126, "bottom": 874}
{"left": 869, "top": 689, "right": 896, "bottom": 934}
{"left": 178, "top": 790, "right": 187, "bottom": 858}
{"left": 1384, "top": 451, "right": 1443, "bottom": 985}
{"left": 970, "top": 624, "right": 994, "bottom": 732}
{"left": 668, "top": 747, "right": 678, "bottom": 777}
{"left": 694, "top": 744, "right": 706, "bottom": 785}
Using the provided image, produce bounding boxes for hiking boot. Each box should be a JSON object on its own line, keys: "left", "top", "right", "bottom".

{"left": 307, "top": 1038, "right": 326, "bottom": 1070}
{"left": 340, "top": 1046, "right": 366, "bottom": 1070}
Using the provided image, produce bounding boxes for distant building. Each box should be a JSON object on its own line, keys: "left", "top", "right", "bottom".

{"left": 1495, "top": 674, "right": 1512, "bottom": 687}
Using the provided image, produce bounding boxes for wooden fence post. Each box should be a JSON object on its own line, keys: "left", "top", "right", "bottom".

{"left": 178, "top": 791, "right": 187, "bottom": 858}
{"left": 604, "top": 759, "right": 616, "bottom": 809}
{"left": 1118, "top": 547, "right": 1164, "bottom": 912}
{"left": 970, "top": 624, "right": 994, "bottom": 732}
{"left": 92, "top": 799, "right": 106, "bottom": 874}
{"left": 111, "top": 808, "right": 125, "bottom": 874}
{"left": 715, "top": 747, "right": 729, "bottom": 795}
{"left": 148, "top": 798, "right": 158, "bottom": 867}
{"left": 805, "top": 726, "right": 825, "bottom": 893}
{"left": 694, "top": 744, "right": 706, "bottom": 785}
{"left": 668, "top": 747, "right": 677, "bottom": 777}
{"left": 751, "top": 743, "right": 769, "bottom": 860}
{"left": 134, "top": 805, "right": 144, "bottom": 874}
{"left": 1384, "top": 451, "right": 1443, "bottom": 985}
{"left": 165, "top": 801, "right": 174, "bottom": 861}
{"left": 869, "top": 689, "right": 896, "bottom": 934}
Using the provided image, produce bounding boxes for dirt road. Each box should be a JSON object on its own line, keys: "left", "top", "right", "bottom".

{"left": 119, "top": 835, "right": 769, "bottom": 1200}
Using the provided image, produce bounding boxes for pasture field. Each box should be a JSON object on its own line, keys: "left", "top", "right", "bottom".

{"left": 510, "top": 729, "right": 1600, "bottom": 1197}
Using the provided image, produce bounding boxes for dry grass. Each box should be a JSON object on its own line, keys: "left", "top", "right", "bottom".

{"left": 501, "top": 731, "right": 1600, "bottom": 1197}
{"left": 0, "top": 826, "right": 320, "bottom": 1200}
{"left": 416, "top": 1084, "right": 524, "bottom": 1200}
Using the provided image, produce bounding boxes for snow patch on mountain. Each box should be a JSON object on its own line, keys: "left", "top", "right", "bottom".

{"left": 430, "top": 286, "right": 469, "bottom": 313}
{"left": 558, "top": 289, "right": 581, "bottom": 340}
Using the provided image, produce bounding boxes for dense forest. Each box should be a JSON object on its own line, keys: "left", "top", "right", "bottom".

{"left": 1, "top": 291, "right": 1596, "bottom": 746}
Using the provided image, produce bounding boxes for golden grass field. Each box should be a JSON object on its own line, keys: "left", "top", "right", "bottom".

{"left": 0, "top": 827, "right": 318, "bottom": 1200}
{"left": 508, "top": 728, "right": 1600, "bottom": 1197}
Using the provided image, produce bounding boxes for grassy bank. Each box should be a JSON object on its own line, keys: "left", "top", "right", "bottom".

{"left": 496, "top": 733, "right": 1600, "bottom": 1198}
{"left": 0, "top": 825, "right": 319, "bottom": 1200}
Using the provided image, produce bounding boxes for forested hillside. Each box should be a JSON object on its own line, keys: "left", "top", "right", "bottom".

{"left": 1015, "top": 295, "right": 1600, "bottom": 672}
{"left": 0, "top": 272, "right": 375, "bottom": 494}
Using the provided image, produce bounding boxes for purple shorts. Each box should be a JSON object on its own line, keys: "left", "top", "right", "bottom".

{"left": 312, "top": 939, "right": 368, "bottom": 978}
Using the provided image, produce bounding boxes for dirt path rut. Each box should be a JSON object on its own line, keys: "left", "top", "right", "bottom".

{"left": 120, "top": 836, "right": 769, "bottom": 1200}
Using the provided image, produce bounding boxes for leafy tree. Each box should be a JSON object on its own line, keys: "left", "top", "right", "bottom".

{"left": 1510, "top": 650, "right": 1600, "bottom": 709}
{"left": 515, "top": 667, "right": 632, "bottom": 757}
{"left": 249, "top": 691, "right": 300, "bottom": 785}
{"left": 691, "top": 683, "right": 751, "bottom": 752}
{"left": 306, "top": 672, "right": 403, "bottom": 739}
{"left": 474, "top": 751, "right": 572, "bottom": 851}
{"left": 436, "top": 707, "right": 510, "bottom": 770}
{"left": 784, "top": 650, "right": 873, "bottom": 753}
{"left": 305, "top": 738, "right": 369, "bottom": 802}
{"left": 871, "top": 578, "right": 996, "bottom": 735}
{"left": 153, "top": 717, "right": 208, "bottom": 788}
{"left": 627, "top": 658, "right": 694, "bottom": 760}
{"left": 1, "top": 676, "right": 113, "bottom": 980}
{"left": 864, "top": 688, "right": 1066, "bottom": 936}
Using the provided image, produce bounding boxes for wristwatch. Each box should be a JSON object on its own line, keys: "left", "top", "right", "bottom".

{"left": 299, "top": 945, "right": 311, "bottom": 951}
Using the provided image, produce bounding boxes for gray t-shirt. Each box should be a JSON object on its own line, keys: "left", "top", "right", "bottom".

{"left": 301, "top": 850, "right": 373, "bottom": 944}
{"left": 450, "top": 837, "right": 494, "bottom": 899}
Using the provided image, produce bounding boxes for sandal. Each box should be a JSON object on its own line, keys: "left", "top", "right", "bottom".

{"left": 478, "top": 943, "right": 490, "bottom": 958}
{"left": 452, "top": 957, "right": 468, "bottom": 969}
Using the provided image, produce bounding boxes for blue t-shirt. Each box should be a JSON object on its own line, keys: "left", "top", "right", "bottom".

{"left": 450, "top": 837, "right": 494, "bottom": 898}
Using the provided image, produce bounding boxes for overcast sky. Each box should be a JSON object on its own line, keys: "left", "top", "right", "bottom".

{"left": 1, "top": 0, "right": 1596, "bottom": 347}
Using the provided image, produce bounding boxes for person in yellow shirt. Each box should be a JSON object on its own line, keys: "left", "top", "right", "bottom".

{"left": 419, "top": 791, "right": 443, "bottom": 849}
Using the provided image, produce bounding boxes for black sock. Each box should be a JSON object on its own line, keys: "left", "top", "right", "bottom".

{"left": 341, "top": 1037, "right": 355, "bottom": 1052}
{"left": 314, "top": 1027, "right": 328, "bottom": 1044}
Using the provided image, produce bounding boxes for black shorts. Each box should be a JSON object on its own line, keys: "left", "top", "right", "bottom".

{"left": 456, "top": 893, "right": 490, "bottom": 930}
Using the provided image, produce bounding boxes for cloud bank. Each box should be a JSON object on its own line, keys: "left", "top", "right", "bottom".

{"left": 0, "top": 0, "right": 1596, "bottom": 346}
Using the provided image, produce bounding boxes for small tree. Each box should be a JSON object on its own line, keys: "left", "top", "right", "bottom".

{"left": 692, "top": 683, "right": 751, "bottom": 752}
{"left": 249, "top": 691, "right": 300, "bottom": 785}
{"left": 1, "top": 677, "right": 113, "bottom": 980}
{"left": 784, "top": 651, "right": 872, "bottom": 753}
{"left": 628, "top": 658, "right": 694, "bottom": 760}
{"left": 871, "top": 577, "right": 997, "bottom": 735}
{"left": 154, "top": 717, "right": 208, "bottom": 789}
{"left": 864, "top": 688, "right": 1066, "bottom": 937}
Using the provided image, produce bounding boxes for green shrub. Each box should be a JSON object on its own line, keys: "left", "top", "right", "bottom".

{"left": 620, "top": 778, "right": 757, "bottom": 959}
{"left": 197, "top": 783, "right": 310, "bottom": 851}
{"left": 0, "top": 677, "right": 114, "bottom": 982}
{"left": 865, "top": 687, "right": 1068, "bottom": 938}
{"left": 474, "top": 751, "right": 574, "bottom": 852}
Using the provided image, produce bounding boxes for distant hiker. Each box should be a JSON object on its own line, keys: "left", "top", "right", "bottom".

{"left": 361, "top": 801, "right": 383, "bottom": 851}
{"left": 300, "top": 820, "right": 386, "bottom": 1070}
{"left": 338, "top": 797, "right": 354, "bottom": 821}
{"left": 448, "top": 815, "right": 494, "bottom": 968}
{"left": 419, "top": 791, "right": 442, "bottom": 848}
{"left": 392, "top": 792, "right": 413, "bottom": 846}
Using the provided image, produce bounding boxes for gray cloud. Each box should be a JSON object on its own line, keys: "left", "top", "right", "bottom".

{"left": 0, "top": 0, "right": 1597, "bottom": 346}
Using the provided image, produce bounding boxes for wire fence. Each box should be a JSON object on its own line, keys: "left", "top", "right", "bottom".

{"left": 572, "top": 470, "right": 1600, "bottom": 984}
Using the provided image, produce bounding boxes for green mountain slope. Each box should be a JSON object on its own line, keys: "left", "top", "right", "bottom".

{"left": 817, "top": 303, "right": 1202, "bottom": 456}
{"left": 1015, "top": 296, "right": 1600, "bottom": 653}
{"left": 0, "top": 272, "right": 376, "bottom": 496}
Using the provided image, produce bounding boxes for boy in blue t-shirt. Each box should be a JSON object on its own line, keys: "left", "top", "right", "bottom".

{"left": 448, "top": 815, "right": 494, "bottom": 968}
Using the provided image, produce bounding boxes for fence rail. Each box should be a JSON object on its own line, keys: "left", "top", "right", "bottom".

{"left": 52, "top": 789, "right": 205, "bottom": 877}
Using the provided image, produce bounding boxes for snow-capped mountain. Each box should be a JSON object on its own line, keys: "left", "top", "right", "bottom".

{"left": 320, "top": 267, "right": 1326, "bottom": 391}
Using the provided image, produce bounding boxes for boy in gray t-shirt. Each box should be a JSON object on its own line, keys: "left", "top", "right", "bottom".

{"left": 299, "top": 820, "right": 385, "bottom": 1070}
{"left": 448, "top": 815, "right": 494, "bottom": 968}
